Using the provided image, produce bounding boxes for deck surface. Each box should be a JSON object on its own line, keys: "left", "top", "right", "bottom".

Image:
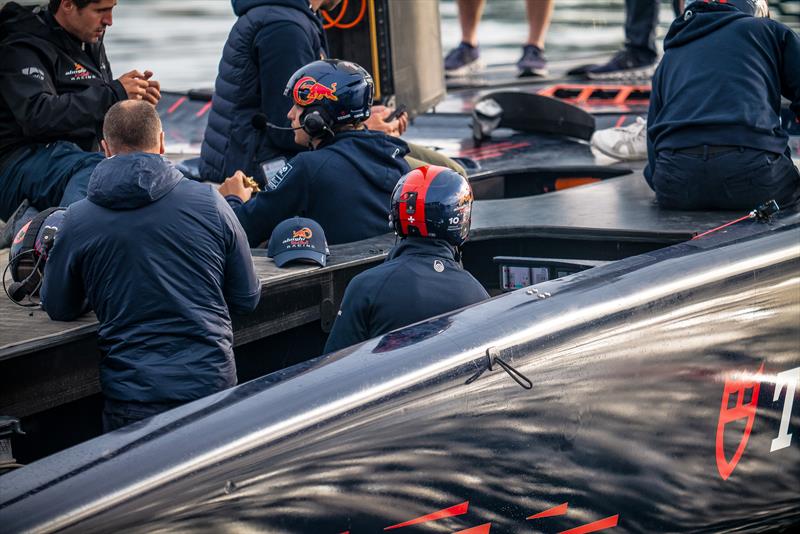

{"left": 1, "top": 173, "right": 742, "bottom": 363}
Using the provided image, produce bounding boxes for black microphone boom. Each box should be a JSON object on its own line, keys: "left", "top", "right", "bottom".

{"left": 252, "top": 113, "right": 302, "bottom": 131}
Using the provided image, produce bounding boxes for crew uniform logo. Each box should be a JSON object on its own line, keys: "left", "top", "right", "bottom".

{"left": 64, "top": 63, "right": 95, "bottom": 81}
{"left": 282, "top": 227, "right": 316, "bottom": 249}
{"left": 292, "top": 76, "right": 338, "bottom": 106}
{"left": 21, "top": 67, "right": 45, "bottom": 80}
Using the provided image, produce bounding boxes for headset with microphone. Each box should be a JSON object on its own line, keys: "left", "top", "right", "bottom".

{"left": 253, "top": 110, "right": 334, "bottom": 144}
{"left": 4, "top": 207, "right": 64, "bottom": 305}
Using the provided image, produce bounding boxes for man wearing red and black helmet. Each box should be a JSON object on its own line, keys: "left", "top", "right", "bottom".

{"left": 323, "top": 165, "right": 489, "bottom": 354}
{"left": 218, "top": 59, "right": 410, "bottom": 246}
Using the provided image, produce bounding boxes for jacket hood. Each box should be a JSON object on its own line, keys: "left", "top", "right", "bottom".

{"left": 0, "top": 2, "right": 101, "bottom": 52}
{"left": 664, "top": 4, "right": 751, "bottom": 49}
{"left": 321, "top": 129, "right": 411, "bottom": 194}
{"left": 88, "top": 153, "right": 183, "bottom": 210}
{"left": 0, "top": 3, "right": 50, "bottom": 43}
{"left": 232, "top": 0, "right": 314, "bottom": 18}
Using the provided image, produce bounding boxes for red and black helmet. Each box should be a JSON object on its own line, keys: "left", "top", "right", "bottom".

{"left": 390, "top": 166, "right": 473, "bottom": 247}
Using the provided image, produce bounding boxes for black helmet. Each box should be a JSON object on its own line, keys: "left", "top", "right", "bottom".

{"left": 390, "top": 166, "right": 473, "bottom": 247}
{"left": 6, "top": 207, "right": 65, "bottom": 303}
{"left": 284, "top": 59, "right": 374, "bottom": 138}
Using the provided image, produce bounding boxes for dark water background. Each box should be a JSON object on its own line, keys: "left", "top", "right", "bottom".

{"left": 99, "top": 0, "right": 797, "bottom": 91}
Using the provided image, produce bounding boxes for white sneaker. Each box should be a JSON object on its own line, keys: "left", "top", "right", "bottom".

{"left": 590, "top": 117, "right": 648, "bottom": 161}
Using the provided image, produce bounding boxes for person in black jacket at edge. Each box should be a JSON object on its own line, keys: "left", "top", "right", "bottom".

{"left": 645, "top": 0, "right": 800, "bottom": 210}
{"left": 0, "top": 0, "right": 161, "bottom": 247}
{"left": 41, "top": 100, "right": 261, "bottom": 432}
{"left": 218, "top": 59, "right": 411, "bottom": 246}
{"left": 324, "top": 165, "right": 489, "bottom": 354}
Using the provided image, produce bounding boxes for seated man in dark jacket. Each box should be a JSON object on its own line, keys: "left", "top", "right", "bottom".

{"left": 41, "top": 100, "right": 261, "bottom": 432}
{"left": 218, "top": 59, "right": 410, "bottom": 246}
{"left": 324, "top": 166, "right": 489, "bottom": 354}
{"left": 645, "top": 0, "right": 800, "bottom": 210}
{"left": 0, "top": 0, "right": 160, "bottom": 245}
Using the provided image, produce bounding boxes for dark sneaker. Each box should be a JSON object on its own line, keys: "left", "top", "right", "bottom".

{"left": 585, "top": 49, "right": 657, "bottom": 81}
{"left": 0, "top": 199, "right": 31, "bottom": 249}
{"left": 444, "top": 42, "right": 483, "bottom": 76}
{"left": 517, "top": 44, "right": 548, "bottom": 77}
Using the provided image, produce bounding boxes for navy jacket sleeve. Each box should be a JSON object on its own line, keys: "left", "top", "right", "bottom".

{"left": 232, "top": 158, "right": 309, "bottom": 246}
{"left": 0, "top": 43, "right": 125, "bottom": 140}
{"left": 40, "top": 209, "right": 88, "bottom": 321}
{"left": 324, "top": 275, "right": 372, "bottom": 354}
{"left": 255, "top": 22, "right": 318, "bottom": 154}
{"left": 214, "top": 191, "right": 262, "bottom": 314}
{"left": 777, "top": 23, "right": 800, "bottom": 119}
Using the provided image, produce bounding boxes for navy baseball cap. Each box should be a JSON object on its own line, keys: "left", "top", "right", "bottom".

{"left": 267, "top": 217, "right": 330, "bottom": 268}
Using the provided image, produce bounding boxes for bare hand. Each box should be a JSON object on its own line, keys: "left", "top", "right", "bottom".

{"left": 142, "top": 70, "right": 161, "bottom": 105}
{"left": 366, "top": 105, "right": 408, "bottom": 137}
{"left": 218, "top": 171, "right": 252, "bottom": 203}
{"left": 117, "top": 70, "right": 161, "bottom": 105}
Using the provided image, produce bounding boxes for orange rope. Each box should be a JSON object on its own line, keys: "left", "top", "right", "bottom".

{"left": 321, "top": 0, "right": 348, "bottom": 28}
{"left": 321, "top": 0, "right": 366, "bottom": 30}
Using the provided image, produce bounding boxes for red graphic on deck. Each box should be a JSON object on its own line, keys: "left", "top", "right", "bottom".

{"left": 383, "top": 501, "right": 469, "bottom": 530}
{"left": 454, "top": 523, "right": 491, "bottom": 534}
{"left": 559, "top": 514, "right": 619, "bottom": 534}
{"left": 527, "top": 502, "right": 568, "bottom": 520}
{"left": 458, "top": 140, "right": 531, "bottom": 162}
{"left": 716, "top": 363, "right": 764, "bottom": 480}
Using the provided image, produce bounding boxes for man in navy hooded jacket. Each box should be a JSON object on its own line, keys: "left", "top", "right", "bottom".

{"left": 42, "top": 100, "right": 261, "bottom": 432}
{"left": 218, "top": 59, "right": 410, "bottom": 246}
{"left": 645, "top": 0, "right": 800, "bottom": 210}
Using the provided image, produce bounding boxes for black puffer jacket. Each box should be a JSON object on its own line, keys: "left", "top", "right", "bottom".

{"left": 199, "top": 0, "right": 327, "bottom": 182}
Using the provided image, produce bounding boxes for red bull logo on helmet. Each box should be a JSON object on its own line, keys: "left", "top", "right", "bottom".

{"left": 293, "top": 76, "right": 338, "bottom": 106}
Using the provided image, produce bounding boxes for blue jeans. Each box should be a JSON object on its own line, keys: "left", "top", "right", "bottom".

{"left": 648, "top": 147, "right": 800, "bottom": 210}
{"left": 102, "top": 398, "right": 186, "bottom": 433}
{"left": 0, "top": 141, "right": 104, "bottom": 220}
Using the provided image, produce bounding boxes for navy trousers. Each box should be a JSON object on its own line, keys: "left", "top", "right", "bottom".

{"left": 102, "top": 398, "right": 186, "bottom": 433}
{"left": 624, "top": 0, "right": 683, "bottom": 61}
{"left": 0, "top": 141, "right": 103, "bottom": 220}
{"left": 647, "top": 147, "right": 800, "bottom": 211}
{"left": 625, "top": 0, "right": 660, "bottom": 61}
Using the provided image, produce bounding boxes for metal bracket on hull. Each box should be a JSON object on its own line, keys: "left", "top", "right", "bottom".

{"left": 466, "top": 346, "right": 533, "bottom": 390}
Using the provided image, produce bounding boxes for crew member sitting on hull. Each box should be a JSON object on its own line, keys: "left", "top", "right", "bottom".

{"left": 645, "top": 0, "right": 800, "bottom": 210}
{"left": 0, "top": 0, "right": 161, "bottom": 247}
{"left": 218, "top": 59, "right": 411, "bottom": 246}
{"left": 41, "top": 100, "right": 261, "bottom": 432}
{"left": 324, "top": 165, "right": 489, "bottom": 354}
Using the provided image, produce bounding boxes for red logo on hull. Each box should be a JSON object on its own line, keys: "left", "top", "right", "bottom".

{"left": 716, "top": 363, "right": 764, "bottom": 480}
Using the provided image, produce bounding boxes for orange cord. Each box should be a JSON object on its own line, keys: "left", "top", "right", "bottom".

{"left": 321, "top": 0, "right": 348, "bottom": 28}
{"left": 322, "top": 0, "right": 367, "bottom": 30}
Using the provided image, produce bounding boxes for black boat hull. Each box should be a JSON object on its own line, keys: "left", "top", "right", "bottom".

{"left": 2, "top": 214, "right": 798, "bottom": 533}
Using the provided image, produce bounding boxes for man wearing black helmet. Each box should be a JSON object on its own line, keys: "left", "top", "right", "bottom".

{"left": 323, "top": 165, "right": 489, "bottom": 354}
{"left": 218, "top": 59, "right": 411, "bottom": 246}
